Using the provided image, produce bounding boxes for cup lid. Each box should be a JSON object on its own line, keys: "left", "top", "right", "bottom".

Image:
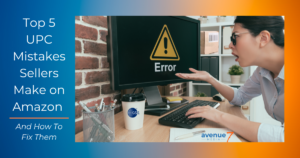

{"left": 121, "top": 93, "right": 145, "bottom": 102}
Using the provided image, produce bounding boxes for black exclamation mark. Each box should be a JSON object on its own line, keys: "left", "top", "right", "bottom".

{"left": 164, "top": 37, "right": 168, "bottom": 54}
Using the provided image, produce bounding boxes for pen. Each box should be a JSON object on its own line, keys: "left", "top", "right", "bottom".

{"left": 99, "top": 98, "right": 104, "bottom": 111}
{"left": 101, "top": 102, "right": 106, "bottom": 112}
{"left": 175, "top": 130, "right": 205, "bottom": 140}
{"left": 95, "top": 104, "right": 99, "bottom": 112}
{"left": 109, "top": 99, "right": 117, "bottom": 110}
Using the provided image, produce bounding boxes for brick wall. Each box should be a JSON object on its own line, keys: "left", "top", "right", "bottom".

{"left": 169, "top": 82, "right": 187, "bottom": 96}
{"left": 75, "top": 16, "right": 122, "bottom": 134}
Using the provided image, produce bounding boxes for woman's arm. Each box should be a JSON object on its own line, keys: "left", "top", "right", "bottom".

{"left": 186, "top": 105, "right": 261, "bottom": 142}
{"left": 176, "top": 67, "right": 262, "bottom": 105}
{"left": 217, "top": 111, "right": 261, "bottom": 142}
{"left": 176, "top": 68, "right": 235, "bottom": 101}
{"left": 177, "top": 67, "right": 266, "bottom": 141}
{"left": 178, "top": 67, "right": 283, "bottom": 142}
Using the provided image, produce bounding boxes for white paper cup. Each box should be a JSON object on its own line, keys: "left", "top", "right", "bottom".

{"left": 122, "top": 98, "right": 145, "bottom": 130}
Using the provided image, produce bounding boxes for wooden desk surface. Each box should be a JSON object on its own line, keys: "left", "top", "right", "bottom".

{"left": 75, "top": 97, "right": 249, "bottom": 142}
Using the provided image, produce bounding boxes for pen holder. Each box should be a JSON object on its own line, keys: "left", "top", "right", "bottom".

{"left": 82, "top": 105, "right": 115, "bottom": 142}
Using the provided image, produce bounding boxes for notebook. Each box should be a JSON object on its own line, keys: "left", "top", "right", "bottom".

{"left": 165, "top": 97, "right": 183, "bottom": 102}
{"left": 169, "top": 128, "right": 242, "bottom": 142}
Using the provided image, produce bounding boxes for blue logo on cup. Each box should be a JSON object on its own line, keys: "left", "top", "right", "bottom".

{"left": 128, "top": 108, "right": 139, "bottom": 118}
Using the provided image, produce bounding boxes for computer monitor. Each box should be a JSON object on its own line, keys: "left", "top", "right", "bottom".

{"left": 107, "top": 16, "right": 200, "bottom": 107}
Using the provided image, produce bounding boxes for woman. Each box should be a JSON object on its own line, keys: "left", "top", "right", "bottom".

{"left": 176, "top": 16, "right": 284, "bottom": 142}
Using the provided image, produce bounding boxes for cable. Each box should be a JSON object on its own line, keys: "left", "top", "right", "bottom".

{"left": 139, "top": 88, "right": 143, "bottom": 94}
{"left": 132, "top": 88, "right": 137, "bottom": 94}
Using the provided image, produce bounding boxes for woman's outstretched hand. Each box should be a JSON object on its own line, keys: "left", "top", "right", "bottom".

{"left": 175, "top": 68, "right": 212, "bottom": 82}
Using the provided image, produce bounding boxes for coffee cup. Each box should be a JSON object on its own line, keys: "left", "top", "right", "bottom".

{"left": 121, "top": 93, "right": 146, "bottom": 130}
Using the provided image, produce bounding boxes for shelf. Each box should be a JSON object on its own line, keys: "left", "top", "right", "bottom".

{"left": 222, "top": 82, "right": 245, "bottom": 86}
{"left": 192, "top": 83, "right": 211, "bottom": 86}
{"left": 188, "top": 16, "right": 250, "bottom": 98}
{"left": 201, "top": 21, "right": 234, "bottom": 28}
{"left": 221, "top": 54, "right": 233, "bottom": 57}
{"left": 200, "top": 54, "right": 220, "bottom": 57}
{"left": 201, "top": 54, "right": 234, "bottom": 57}
{"left": 192, "top": 82, "right": 244, "bottom": 86}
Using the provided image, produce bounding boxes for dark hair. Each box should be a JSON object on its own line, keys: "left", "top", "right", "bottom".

{"left": 234, "top": 16, "right": 284, "bottom": 47}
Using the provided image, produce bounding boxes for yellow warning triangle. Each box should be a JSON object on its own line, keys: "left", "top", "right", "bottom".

{"left": 150, "top": 25, "right": 180, "bottom": 61}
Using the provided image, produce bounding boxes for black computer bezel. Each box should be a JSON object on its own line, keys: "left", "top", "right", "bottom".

{"left": 107, "top": 16, "right": 201, "bottom": 90}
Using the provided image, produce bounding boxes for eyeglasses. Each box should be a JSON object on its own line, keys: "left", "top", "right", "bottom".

{"left": 230, "top": 32, "right": 249, "bottom": 46}
{"left": 230, "top": 32, "right": 275, "bottom": 46}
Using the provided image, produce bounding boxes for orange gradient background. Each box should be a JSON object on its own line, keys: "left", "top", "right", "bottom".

{"left": 167, "top": 1, "right": 294, "bottom": 158}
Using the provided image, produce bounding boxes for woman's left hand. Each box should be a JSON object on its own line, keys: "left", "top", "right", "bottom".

{"left": 185, "top": 105, "right": 224, "bottom": 123}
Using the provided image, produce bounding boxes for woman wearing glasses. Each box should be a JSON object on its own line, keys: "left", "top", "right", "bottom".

{"left": 176, "top": 16, "right": 284, "bottom": 142}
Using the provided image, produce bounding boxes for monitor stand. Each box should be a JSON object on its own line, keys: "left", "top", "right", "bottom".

{"left": 143, "top": 86, "right": 167, "bottom": 108}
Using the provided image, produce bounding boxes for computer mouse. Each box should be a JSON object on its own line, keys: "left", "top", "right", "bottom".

{"left": 213, "top": 94, "right": 225, "bottom": 102}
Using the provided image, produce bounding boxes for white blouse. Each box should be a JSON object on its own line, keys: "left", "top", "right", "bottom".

{"left": 229, "top": 66, "right": 284, "bottom": 142}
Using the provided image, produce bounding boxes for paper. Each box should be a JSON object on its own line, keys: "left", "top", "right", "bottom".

{"left": 169, "top": 128, "right": 242, "bottom": 142}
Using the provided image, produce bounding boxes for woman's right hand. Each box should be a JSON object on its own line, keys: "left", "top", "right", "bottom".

{"left": 175, "top": 68, "right": 212, "bottom": 82}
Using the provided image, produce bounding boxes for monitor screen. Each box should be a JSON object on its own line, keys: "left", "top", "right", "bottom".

{"left": 108, "top": 16, "right": 200, "bottom": 90}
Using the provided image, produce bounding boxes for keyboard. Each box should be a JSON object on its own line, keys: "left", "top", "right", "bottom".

{"left": 158, "top": 100, "right": 220, "bottom": 129}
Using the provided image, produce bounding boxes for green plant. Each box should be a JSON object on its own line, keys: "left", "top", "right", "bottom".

{"left": 195, "top": 92, "right": 207, "bottom": 97}
{"left": 200, "top": 16, "right": 207, "bottom": 18}
{"left": 228, "top": 65, "right": 244, "bottom": 75}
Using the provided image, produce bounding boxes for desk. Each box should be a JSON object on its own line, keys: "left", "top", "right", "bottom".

{"left": 75, "top": 97, "right": 249, "bottom": 142}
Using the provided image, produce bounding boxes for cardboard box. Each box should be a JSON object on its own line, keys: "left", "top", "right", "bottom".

{"left": 200, "top": 31, "right": 219, "bottom": 54}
